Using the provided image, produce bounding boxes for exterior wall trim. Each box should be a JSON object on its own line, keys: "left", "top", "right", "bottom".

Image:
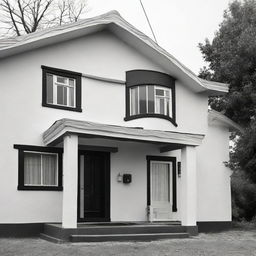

{"left": 197, "top": 221, "right": 232, "bottom": 233}
{"left": 0, "top": 223, "right": 44, "bottom": 237}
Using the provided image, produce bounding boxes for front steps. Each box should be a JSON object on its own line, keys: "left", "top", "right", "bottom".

{"left": 40, "top": 222, "right": 191, "bottom": 243}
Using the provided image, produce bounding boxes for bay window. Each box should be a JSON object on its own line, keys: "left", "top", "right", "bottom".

{"left": 125, "top": 70, "right": 177, "bottom": 126}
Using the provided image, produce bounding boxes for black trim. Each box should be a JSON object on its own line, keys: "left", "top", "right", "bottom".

{"left": 124, "top": 113, "right": 178, "bottom": 126}
{"left": 14, "top": 144, "right": 63, "bottom": 191}
{"left": 197, "top": 221, "right": 232, "bottom": 233}
{"left": 78, "top": 145, "right": 118, "bottom": 153}
{"left": 125, "top": 70, "right": 177, "bottom": 126}
{"left": 42, "top": 65, "right": 82, "bottom": 112}
{"left": 126, "top": 70, "right": 175, "bottom": 88}
{"left": 0, "top": 223, "right": 44, "bottom": 237}
{"left": 146, "top": 155, "right": 177, "bottom": 212}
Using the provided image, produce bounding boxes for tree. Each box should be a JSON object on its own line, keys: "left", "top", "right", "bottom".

{"left": 0, "top": 0, "right": 89, "bottom": 36}
{"left": 199, "top": 0, "right": 256, "bottom": 127}
{"left": 199, "top": 0, "right": 256, "bottom": 221}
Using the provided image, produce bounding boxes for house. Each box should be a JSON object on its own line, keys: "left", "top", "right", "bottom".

{"left": 0, "top": 11, "right": 240, "bottom": 241}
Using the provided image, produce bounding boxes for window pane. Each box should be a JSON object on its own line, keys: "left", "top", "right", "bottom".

{"left": 156, "top": 89, "right": 164, "bottom": 96}
{"left": 130, "top": 87, "right": 139, "bottom": 115}
{"left": 57, "top": 85, "right": 64, "bottom": 105}
{"left": 165, "top": 99, "right": 170, "bottom": 116}
{"left": 46, "top": 74, "right": 53, "bottom": 104}
{"left": 159, "top": 98, "right": 165, "bottom": 114}
{"left": 57, "top": 76, "right": 67, "bottom": 84}
{"left": 139, "top": 86, "right": 147, "bottom": 114}
{"left": 151, "top": 163, "right": 170, "bottom": 202}
{"left": 148, "top": 86, "right": 154, "bottom": 113}
{"left": 42, "top": 154, "right": 57, "bottom": 186}
{"left": 63, "top": 87, "right": 67, "bottom": 105}
{"left": 69, "top": 87, "right": 75, "bottom": 107}
{"left": 24, "top": 153, "right": 41, "bottom": 185}
{"left": 69, "top": 79, "right": 75, "bottom": 86}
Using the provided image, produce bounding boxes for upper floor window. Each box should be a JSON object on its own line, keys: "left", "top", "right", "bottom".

{"left": 125, "top": 70, "right": 177, "bottom": 126}
{"left": 42, "top": 66, "right": 82, "bottom": 112}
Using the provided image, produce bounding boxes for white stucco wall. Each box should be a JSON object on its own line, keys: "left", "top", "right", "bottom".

{"left": 0, "top": 29, "right": 214, "bottom": 223}
{"left": 197, "top": 122, "right": 232, "bottom": 222}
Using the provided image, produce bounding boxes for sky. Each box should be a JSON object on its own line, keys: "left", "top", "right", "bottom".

{"left": 86, "top": 0, "right": 232, "bottom": 74}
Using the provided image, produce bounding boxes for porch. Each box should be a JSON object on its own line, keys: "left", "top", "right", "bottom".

{"left": 43, "top": 119, "right": 204, "bottom": 234}
{"left": 40, "top": 221, "right": 191, "bottom": 242}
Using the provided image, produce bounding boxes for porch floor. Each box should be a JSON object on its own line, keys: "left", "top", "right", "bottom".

{"left": 49, "top": 221, "right": 182, "bottom": 228}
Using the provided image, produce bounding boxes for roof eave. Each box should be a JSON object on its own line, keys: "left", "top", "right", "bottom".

{"left": 208, "top": 109, "right": 243, "bottom": 132}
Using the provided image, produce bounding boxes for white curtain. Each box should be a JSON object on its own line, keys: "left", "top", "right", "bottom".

{"left": 42, "top": 154, "right": 57, "bottom": 185}
{"left": 130, "top": 87, "right": 139, "bottom": 115}
{"left": 24, "top": 153, "right": 57, "bottom": 186}
{"left": 151, "top": 162, "right": 170, "bottom": 202}
{"left": 24, "top": 153, "right": 41, "bottom": 185}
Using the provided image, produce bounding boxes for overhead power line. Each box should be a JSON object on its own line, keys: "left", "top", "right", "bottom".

{"left": 139, "top": 0, "right": 158, "bottom": 44}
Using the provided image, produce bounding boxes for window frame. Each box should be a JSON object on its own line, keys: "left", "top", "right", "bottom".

{"left": 125, "top": 70, "right": 177, "bottom": 126}
{"left": 146, "top": 155, "right": 177, "bottom": 212}
{"left": 42, "top": 65, "right": 82, "bottom": 112}
{"left": 14, "top": 144, "right": 63, "bottom": 191}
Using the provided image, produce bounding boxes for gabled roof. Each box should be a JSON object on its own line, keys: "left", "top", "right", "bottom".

{"left": 208, "top": 109, "right": 243, "bottom": 132}
{"left": 0, "top": 10, "right": 228, "bottom": 95}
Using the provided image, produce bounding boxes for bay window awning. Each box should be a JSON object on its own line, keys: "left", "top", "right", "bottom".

{"left": 43, "top": 119, "right": 204, "bottom": 152}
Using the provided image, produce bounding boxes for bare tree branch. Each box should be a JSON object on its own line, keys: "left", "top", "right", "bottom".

{"left": 0, "top": 0, "right": 89, "bottom": 36}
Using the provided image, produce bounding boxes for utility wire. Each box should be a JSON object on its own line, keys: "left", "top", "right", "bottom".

{"left": 139, "top": 0, "right": 158, "bottom": 44}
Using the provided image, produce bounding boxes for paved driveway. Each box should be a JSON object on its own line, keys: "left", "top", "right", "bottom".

{"left": 1, "top": 230, "right": 256, "bottom": 256}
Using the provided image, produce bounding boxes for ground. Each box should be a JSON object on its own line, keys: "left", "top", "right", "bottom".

{"left": 1, "top": 229, "right": 256, "bottom": 256}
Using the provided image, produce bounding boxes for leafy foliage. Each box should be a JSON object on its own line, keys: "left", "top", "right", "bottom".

{"left": 199, "top": 0, "right": 256, "bottom": 127}
{"left": 231, "top": 169, "right": 256, "bottom": 220}
{"left": 231, "top": 120, "right": 256, "bottom": 183}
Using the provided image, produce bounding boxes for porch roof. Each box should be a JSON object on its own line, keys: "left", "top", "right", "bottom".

{"left": 43, "top": 119, "right": 204, "bottom": 151}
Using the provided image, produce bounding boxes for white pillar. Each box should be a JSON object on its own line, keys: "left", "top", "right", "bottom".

{"left": 181, "top": 145, "right": 197, "bottom": 227}
{"left": 62, "top": 134, "right": 78, "bottom": 228}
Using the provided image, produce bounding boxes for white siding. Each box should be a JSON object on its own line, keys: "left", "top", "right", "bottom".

{"left": 197, "top": 122, "right": 232, "bottom": 221}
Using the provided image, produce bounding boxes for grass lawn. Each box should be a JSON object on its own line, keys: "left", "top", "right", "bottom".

{"left": 1, "top": 228, "right": 256, "bottom": 256}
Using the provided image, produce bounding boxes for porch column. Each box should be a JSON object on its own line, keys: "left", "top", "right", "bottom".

{"left": 181, "top": 146, "right": 197, "bottom": 232}
{"left": 62, "top": 134, "right": 78, "bottom": 228}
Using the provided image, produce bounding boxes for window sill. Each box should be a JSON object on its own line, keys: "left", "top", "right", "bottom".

{"left": 17, "top": 185, "right": 63, "bottom": 191}
{"left": 124, "top": 114, "right": 178, "bottom": 127}
{"left": 42, "top": 103, "right": 82, "bottom": 112}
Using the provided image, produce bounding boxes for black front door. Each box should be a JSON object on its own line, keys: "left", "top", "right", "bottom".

{"left": 78, "top": 151, "right": 110, "bottom": 222}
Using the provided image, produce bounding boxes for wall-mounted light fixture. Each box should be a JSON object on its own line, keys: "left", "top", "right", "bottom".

{"left": 117, "top": 173, "right": 123, "bottom": 182}
{"left": 178, "top": 162, "right": 181, "bottom": 178}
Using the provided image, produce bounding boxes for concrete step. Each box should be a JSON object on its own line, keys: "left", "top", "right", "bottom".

{"left": 70, "top": 232, "right": 190, "bottom": 242}
{"left": 73, "top": 225, "right": 187, "bottom": 235}
{"left": 40, "top": 233, "right": 65, "bottom": 243}
{"left": 43, "top": 223, "right": 186, "bottom": 237}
